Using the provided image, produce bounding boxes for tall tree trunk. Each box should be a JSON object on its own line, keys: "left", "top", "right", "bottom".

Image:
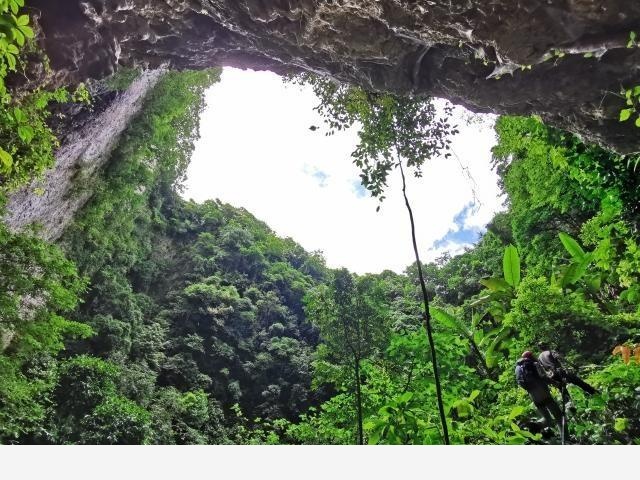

{"left": 398, "top": 160, "right": 451, "bottom": 445}
{"left": 354, "top": 357, "right": 364, "bottom": 445}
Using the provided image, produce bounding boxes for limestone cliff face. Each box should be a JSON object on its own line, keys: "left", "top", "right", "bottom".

{"left": 4, "top": 69, "right": 165, "bottom": 240}
{"left": 28, "top": 0, "right": 640, "bottom": 152}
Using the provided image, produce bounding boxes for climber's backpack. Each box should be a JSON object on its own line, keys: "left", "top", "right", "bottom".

{"left": 515, "top": 359, "right": 539, "bottom": 389}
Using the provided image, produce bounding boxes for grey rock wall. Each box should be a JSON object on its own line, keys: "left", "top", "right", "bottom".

{"left": 3, "top": 69, "right": 166, "bottom": 240}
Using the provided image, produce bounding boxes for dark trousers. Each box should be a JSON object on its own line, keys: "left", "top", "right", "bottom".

{"left": 534, "top": 397, "right": 569, "bottom": 438}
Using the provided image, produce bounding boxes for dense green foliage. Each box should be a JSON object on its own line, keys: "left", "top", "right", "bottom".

{"left": 1, "top": 38, "right": 639, "bottom": 443}
{"left": 0, "top": 1, "right": 90, "bottom": 190}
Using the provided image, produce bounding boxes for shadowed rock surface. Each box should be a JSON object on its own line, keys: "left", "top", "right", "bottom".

{"left": 27, "top": 0, "right": 640, "bottom": 153}
{"left": 4, "top": 69, "right": 166, "bottom": 240}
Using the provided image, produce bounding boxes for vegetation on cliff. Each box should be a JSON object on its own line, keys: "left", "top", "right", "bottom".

{"left": 0, "top": 4, "right": 639, "bottom": 445}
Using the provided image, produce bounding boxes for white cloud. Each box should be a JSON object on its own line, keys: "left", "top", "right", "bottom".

{"left": 182, "top": 68, "right": 505, "bottom": 274}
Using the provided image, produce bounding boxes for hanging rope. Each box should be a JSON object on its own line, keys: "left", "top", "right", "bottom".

{"left": 398, "top": 158, "right": 450, "bottom": 445}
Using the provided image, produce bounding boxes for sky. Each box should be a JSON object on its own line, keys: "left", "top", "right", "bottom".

{"left": 182, "top": 68, "right": 504, "bottom": 274}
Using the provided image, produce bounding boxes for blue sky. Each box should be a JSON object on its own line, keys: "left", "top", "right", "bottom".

{"left": 433, "top": 203, "right": 483, "bottom": 249}
{"left": 183, "top": 68, "right": 504, "bottom": 273}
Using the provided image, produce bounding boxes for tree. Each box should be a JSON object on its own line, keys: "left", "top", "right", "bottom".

{"left": 291, "top": 73, "right": 457, "bottom": 443}
{"left": 305, "top": 269, "right": 387, "bottom": 444}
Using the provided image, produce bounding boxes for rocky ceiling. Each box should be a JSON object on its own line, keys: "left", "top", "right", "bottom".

{"left": 29, "top": 0, "right": 640, "bottom": 152}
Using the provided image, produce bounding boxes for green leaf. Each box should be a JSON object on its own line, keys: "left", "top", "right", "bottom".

{"left": 479, "top": 277, "right": 511, "bottom": 292}
{"left": 17, "top": 24, "right": 33, "bottom": 39}
{"left": 635, "top": 116, "right": 640, "bottom": 128}
{"left": 620, "top": 108, "right": 633, "bottom": 122}
{"left": 430, "top": 307, "right": 471, "bottom": 337}
{"left": 17, "top": 124, "right": 34, "bottom": 143}
{"left": 470, "top": 312, "right": 482, "bottom": 330}
{"left": 13, "top": 107, "right": 27, "bottom": 123}
{"left": 0, "top": 146, "right": 13, "bottom": 170}
{"left": 503, "top": 245, "right": 520, "bottom": 288}
{"left": 585, "top": 275, "right": 602, "bottom": 293}
{"left": 614, "top": 418, "right": 628, "bottom": 432}
{"left": 468, "top": 294, "right": 492, "bottom": 307}
{"left": 468, "top": 390, "right": 480, "bottom": 402}
{"left": 558, "top": 232, "right": 586, "bottom": 260}
{"left": 485, "top": 352, "right": 499, "bottom": 368}
{"left": 16, "top": 14, "right": 28, "bottom": 26}
{"left": 508, "top": 405, "right": 526, "bottom": 420}
{"left": 6, "top": 52, "right": 16, "bottom": 70}
{"left": 560, "top": 258, "right": 590, "bottom": 287}
{"left": 12, "top": 27, "right": 24, "bottom": 46}
{"left": 482, "top": 330, "right": 510, "bottom": 368}
{"left": 398, "top": 392, "right": 413, "bottom": 404}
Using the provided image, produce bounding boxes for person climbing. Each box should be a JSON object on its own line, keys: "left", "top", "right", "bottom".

{"left": 515, "top": 351, "right": 568, "bottom": 437}
{"left": 537, "top": 343, "right": 598, "bottom": 396}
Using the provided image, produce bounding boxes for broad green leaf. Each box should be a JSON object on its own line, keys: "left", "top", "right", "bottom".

{"left": 398, "top": 391, "right": 413, "bottom": 404}
{"left": 12, "top": 26, "right": 24, "bottom": 46}
{"left": 635, "top": 116, "right": 640, "bottom": 128}
{"left": 558, "top": 232, "right": 586, "bottom": 260}
{"left": 0, "top": 146, "right": 13, "bottom": 170}
{"left": 17, "top": 23, "right": 33, "bottom": 38}
{"left": 455, "top": 400, "right": 472, "bottom": 418}
{"left": 430, "top": 307, "right": 471, "bottom": 337}
{"left": 485, "top": 352, "right": 499, "bottom": 368}
{"left": 585, "top": 275, "right": 601, "bottom": 293}
{"left": 508, "top": 405, "right": 526, "bottom": 420}
{"left": 368, "top": 429, "right": 381, "bottom": 445}
{"left": 17, "top": 124, "right": 34, "bottom": 143}
{"left": 16, "top": 14, "right": 28, "bottom": 26}
{"left": 484, "top": 327, "right": 511, "bottom": 362}
{"left": 468, "top": 390, "right": 480, "bottom": 402}
{"left": 479, "top": 277, "right": 511, "bottom": 292}
{"left": 560, "top": 263, "right": 578, "bottom": 289}
{"left": 13, "top": 107, "right": 27, "bottom": 122}
{"left": 6, "top": 52, "right": 16, "bottom": 70}
{"left": 468, "top": 294, "right": 492, "bottom": 307}
{"left": 516, "top": 428, "right": 542, "bottom": 440}
{"left": 560, "top": 256, "right": 591, "bottom": 287}
{"left": 503, "top": 245, "right": 520, "bottom": 288}
{"left": 471, "top": 312, "right": 481, "bottom": 329}
{"left": 620, "top": 108, "right": 633, "bottom": 122}
{"left": 614, "top": 418, "right": 628, "bottom": 432}
{"left": 477, "top": 326, "right": 504, "bottom": 348}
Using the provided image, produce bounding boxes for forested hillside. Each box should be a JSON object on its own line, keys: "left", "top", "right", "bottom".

{"left": 1, "top": 2, "right": 639, "bottom": 445}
